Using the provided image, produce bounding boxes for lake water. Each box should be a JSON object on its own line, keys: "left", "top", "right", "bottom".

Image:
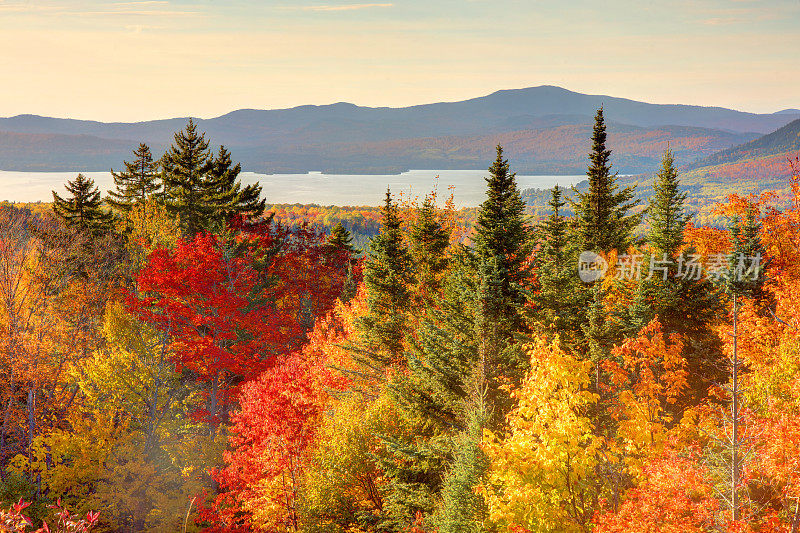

{"left": 0, "top": 169, "right": 585, "bottom": 208}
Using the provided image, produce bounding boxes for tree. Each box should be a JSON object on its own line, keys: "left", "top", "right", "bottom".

{"left": 409, "top": 195, "right": 450, "bottom": 303}
{"left": 628, "top": 149, "right": 719, "bottom": 337}
{"left": 160, "top": 119, "right": 214, "bottom": 236}
{"left": 571, "top": 107, "right": 640, "bottom": 254}
{"left": 533, "top": 185, "right": 584, "bottom": 338}
{"left": 204, "top": 146, "right": 265, "bottom": 229}
{"left": 472, "top": 145, "right": 532, "bottom": 332}
{"left": 106, "top": 143, "right": 161, "bottom": 213}
{"left": 715, "top": 205, "right": 767, "bottom": 522}
{"left": 481, "top": 337, "right": 599, "bottom": 532}
{"left": 358, "top": 188, "right": 415, "bottom": 365}
{"left": 327, "top": 222, "right": 357, "bottom": 254}
{"left": 51, "top": 174, "right": 113, "bottom": 234}
{"left": 593, "top": 447, "right": 719, "bottom": 533}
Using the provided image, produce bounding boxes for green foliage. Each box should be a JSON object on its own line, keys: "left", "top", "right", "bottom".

{"left": 359, "top": 188, "right": 415, "bottom": 364}
{"left": 724, "top": 205, "right": 766, "bottom": 300}
{"left": 571, "top": 107, "right": 641, "bottom": 254}
{"left": 473, "top": 145, "right": 533, "bottom": 332}
{"left": 328, "top": 221, "right": 359, "bottom": 254}
{"left": 430, "top": 406, "right": 488, "bottom": 533}
{"left": 51, "top": 174, "right": 113, "bottom": 234}
{"left": 106, "top": 143, "right": 161, "bottom": 213}
{"left": 533, "top": 185, "right": 586, "bottom": 338}
{"left": 409, "top": 195, "right": 450, "bottom": 299}
{"left": 203, "top": 145, "right": 265, "bottom": 229}
{"left": 628, "top": 150, "right": 721, "bottom": 337}
{"left": 160, "top": 119, "right": 214, "bottom": 236}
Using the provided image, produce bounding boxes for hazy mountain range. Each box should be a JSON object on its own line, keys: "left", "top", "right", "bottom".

{"left": 1, "top": 86, "right": 798, "bottom": 174}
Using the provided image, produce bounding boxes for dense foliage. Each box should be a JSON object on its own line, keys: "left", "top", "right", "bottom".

{"left": 2, "top": 112, "right": 800, "bottom": 532}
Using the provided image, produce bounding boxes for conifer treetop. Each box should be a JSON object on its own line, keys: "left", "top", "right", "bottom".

{"left": 107, "top": 143, "right": 161, "bottom": 212}
{"left": 571, "top": 107, "right": 641, "bottom": 253}
{"left": 52, "top": 173, "right": 114, "bottom": 233}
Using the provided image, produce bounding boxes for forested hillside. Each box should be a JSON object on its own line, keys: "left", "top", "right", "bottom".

{"left": 2, "top": 85, "right": 794, "bottom": 173}
{"left": 3, "top": 109, "right": 800, "bottom": 532}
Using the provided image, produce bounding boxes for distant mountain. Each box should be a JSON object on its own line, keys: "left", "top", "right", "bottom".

{"left": 775, "top": 109, "right": 800, "bottom": 115}
{"left": 0, "top": 131, "right": 153, "bottom": 172}
{"left": 685, "top": 118, "right": 800, "bottom": 171}
{"left": 0, "top": 86, "right": 797, "bottom": 173}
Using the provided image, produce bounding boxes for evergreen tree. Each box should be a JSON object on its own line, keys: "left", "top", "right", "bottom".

{"left": 52, "top": 173, "right": 113, "bottom": 234}
{"left": 328, "top": 222, "right": 360, "bottom": 303}
{"left": 572, "top": 107, "right": 641, "bottom": 254}
{"left": 647, "top": 149, "right": 687, "bottom": 255}
{"left": 628, "top": 150, "right": 720, "bottom": 337}
{"left": 327, "top": 222, "right": 358, "bottom": 253}
{"left": 160, "top": 119, "right": 213, "bottom": 236}
{"left": 204, "top": 145, "right": 266, "bottom": 227}
{"left": 430, "top": 406, "right": 488, "bottom": 533}
{"left": 472, "top": 145, "right": 533, "bottom": 332}
{"left": 106, "top": 143, "right": 161, "bottom": 212}
{"left": 724, "top": 206, "right": 767, "bottom": 301}
{"left": 533, "top": 186, "right": 584, "bottom": 337}
{"left": 359, "top": 188, "right": 415, "bottom": 364}
{"left": 409, "top": 196, "right": 450, "bottom": 300}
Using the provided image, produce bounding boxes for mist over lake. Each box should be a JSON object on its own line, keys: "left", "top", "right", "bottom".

{"left": 1, "top": 169, "right": 584, "bottom": 207}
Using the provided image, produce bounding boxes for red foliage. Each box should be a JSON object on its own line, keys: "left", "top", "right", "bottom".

{"left": 128, "top": 220, "right": 351, "bottom": 420}
{"left": 593, "top": 446, "right": 719, "bottom": 533}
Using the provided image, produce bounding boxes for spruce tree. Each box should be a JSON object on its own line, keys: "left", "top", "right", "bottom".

{"left": 628, "top": 149, "right": 720, "bottom": 337}
{"left": 409, "top": 196, "right": 450, "bottom": 300}
{"left": 572, "top": 107, "right": 640, "bottom": 254}
{"left": 204, "top": 145, "right": 266, "bottom": 227}
{"left": 328, "top": 221, "right": 360, "bottom": 303}
{"left": 533, "top": 186, "right": 584, "bottom": 337}
{"left": 359, "top": 188, "right": 415, "bottom": 364}
{"left": 52, "top": 173, "right": 113, "bottom": 234}
{"left": 724, "top": 206, "right": 766, "bottom": 301}
{"left": 160, "top": 119, "right": 213, "bottom": 236}
{"left": 472, "top": 145, "right": 533, "bottom": 332}
{"left": 106, "top": 143, "right": 161, "bottom": 212}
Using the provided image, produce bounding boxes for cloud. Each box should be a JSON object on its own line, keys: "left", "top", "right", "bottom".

{"left": 295, "top": 3, "right": 393, "bottom": 12}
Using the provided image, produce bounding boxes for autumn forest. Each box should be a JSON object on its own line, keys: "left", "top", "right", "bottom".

{"left": 2, "top": 106, "right": 800, "bottom": 533}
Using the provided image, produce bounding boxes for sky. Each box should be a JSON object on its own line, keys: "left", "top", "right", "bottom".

{"left": 0, "top": 0, "right": 798, "bottom": 121}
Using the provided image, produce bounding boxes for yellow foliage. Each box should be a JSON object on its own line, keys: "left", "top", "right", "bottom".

{"left": 481, "top": 336, "right": 599, "bottom": 532}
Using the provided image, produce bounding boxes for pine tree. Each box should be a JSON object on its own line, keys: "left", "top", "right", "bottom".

{"left": 328, "top": 221, "right": 360, "bottom": 303}
{"left": 648, "top": 149, "right": 687, "bottom": 255}
{"left": 106, "top": 143, "right": 161, "bottom": 212}
{"left": 472, "top": 145, "right": 533, "bottom": 332}
{"left": 409, "top": 196, "right": 450, "bottom": 301}
{"left": 204, "top": 145, "right": 266, "bottom": 228}
{"left": 160, "top": 119, "right": 213, "bottom": 236}
{"left": 572, "top": 107, "right": 641, "bottom": 254}
{"left": 52, "top": 173, "right": 113, "bottom": 234}
{"left": 359, "top": 188, "right": 415, "bottom": 364}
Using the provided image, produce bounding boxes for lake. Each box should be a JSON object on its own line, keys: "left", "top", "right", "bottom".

{"left": 0, "top": 169, "right": 585, "bottom": 208}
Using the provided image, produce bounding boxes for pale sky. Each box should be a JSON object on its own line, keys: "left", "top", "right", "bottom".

{"left": 0, "top": 0, "right": 798, "bottom": 121}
